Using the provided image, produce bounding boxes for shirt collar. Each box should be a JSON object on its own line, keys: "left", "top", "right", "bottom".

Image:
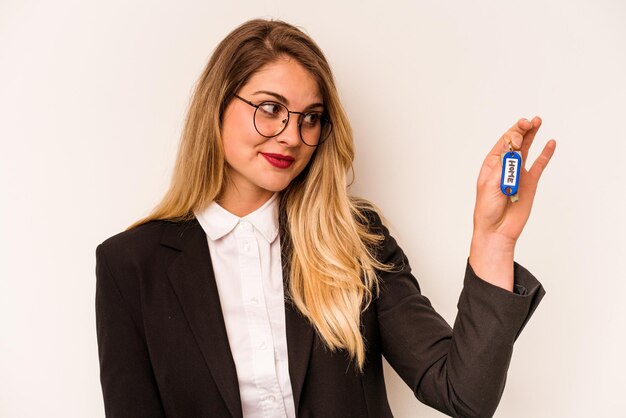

{"left": 194, "top": 193, "right": 279, "bottom": 243}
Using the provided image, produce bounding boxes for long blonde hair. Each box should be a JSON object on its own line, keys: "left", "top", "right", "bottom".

{"left": 128, "top": 19, "right": 390, "bottom": 372}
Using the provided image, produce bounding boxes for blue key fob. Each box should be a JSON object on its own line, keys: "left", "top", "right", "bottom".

{"left": 500, "top": 151, "right": 522, "bottom": 196}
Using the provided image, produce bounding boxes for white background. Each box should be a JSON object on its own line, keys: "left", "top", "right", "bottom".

{"left": 1, "top": 1, "right": 625, "bottom": 417}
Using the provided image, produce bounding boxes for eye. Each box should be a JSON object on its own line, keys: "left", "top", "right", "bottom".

{"left": 302, "top": 112, "right": 322, "bottom": 126}
{"left": 257, "top": 102, "right": 283, "bottom": 118}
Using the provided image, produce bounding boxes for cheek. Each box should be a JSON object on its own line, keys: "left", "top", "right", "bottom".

{"left": 304, "top": 149, "right": 316, "bottom": 165}
{"left": 221, "top": 138, "right": 238, "bottom": 166}
{"left": 296, "top": 148, "right": 317, "bottom": 173}
{"left": 221, "top": 113, "right": 262, "bottom": 161}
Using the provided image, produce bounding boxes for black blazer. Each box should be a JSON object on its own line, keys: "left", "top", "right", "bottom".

{"left": 95, "top": 211, "right": 545, "bottom": 418}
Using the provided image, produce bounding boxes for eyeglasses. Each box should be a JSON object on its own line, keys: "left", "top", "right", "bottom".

{"left": 233, "top": 94, "right": 332, "bottom": 147}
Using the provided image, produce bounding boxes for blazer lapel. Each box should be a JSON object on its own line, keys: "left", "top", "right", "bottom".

{"left": 281, "top": 229, "right": 315, "bottom": 413}
{"left": 284, "top": 295, "right": 315, "bottom": 412}
{"left": 161, "top": 218, "right": 243, "bottom": 418}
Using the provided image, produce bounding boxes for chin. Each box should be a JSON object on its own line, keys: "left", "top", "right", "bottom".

{"left": 261, "top": 183, "right": 290, "bottom": 193}
{"left": 258, "top": 178, "right": 295, "bottom": 193}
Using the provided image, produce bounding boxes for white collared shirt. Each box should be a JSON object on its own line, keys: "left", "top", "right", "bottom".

{"left": 194, "top": 193, "right": 296, "bottom": 418}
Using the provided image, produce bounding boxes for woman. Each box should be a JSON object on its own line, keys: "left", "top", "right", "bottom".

{"left": 95, "top": 19, "right": 556, "bottom": 418}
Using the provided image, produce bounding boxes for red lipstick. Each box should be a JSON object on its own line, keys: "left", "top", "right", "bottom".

{"left": 261, "top": 153, "right": 295, "bottom": 169}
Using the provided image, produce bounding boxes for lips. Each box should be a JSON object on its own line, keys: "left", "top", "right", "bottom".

{"left": 261, "top": 153, "right": 295, "bottom": 169}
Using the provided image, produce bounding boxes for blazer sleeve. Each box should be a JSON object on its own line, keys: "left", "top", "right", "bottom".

{"left": 370, "top": 212, "right": 546, "bottom": 418}
{"left": 95, "top": 243, "right": 167, "bottom": 418}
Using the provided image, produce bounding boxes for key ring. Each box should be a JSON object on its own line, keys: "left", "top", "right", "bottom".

{"left": 508, "top": 138, "right": 515, "bottom": 154}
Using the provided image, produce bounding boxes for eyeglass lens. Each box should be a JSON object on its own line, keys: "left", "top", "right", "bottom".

{"left": 254, "top": 102, "right": 331, "bottom": 146}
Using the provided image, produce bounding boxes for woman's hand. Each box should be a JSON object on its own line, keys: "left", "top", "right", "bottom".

{"left": 469, "top": 116, "right": 556, "bottom": 291}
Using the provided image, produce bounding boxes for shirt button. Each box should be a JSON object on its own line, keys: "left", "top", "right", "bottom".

{"left": 258, "top": 339, "right": 266, "bottom": 349}
{"left": 249, "top": 297, "right": 259, "bottom": 305}
{"left": 267, "top": 394, "right": 276, "bottom": 403}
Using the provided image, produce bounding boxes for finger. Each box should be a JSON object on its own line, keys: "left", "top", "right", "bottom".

{"left": 483, "top": 118, "right": 534, "bottom": 173}
{"left": 506, "top": 117, "right": 535, "bottom": 138}
{"left": 528, "top": 139, "right": 557, "bottom": 181}
{"left": 487, "top": 118, "right": 534, "bottom": 159}
{"left": 520, "top": 116, "right": 542, "bottom": 166}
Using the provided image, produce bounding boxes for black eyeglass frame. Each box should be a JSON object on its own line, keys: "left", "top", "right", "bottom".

{"left": 233, "top": 94, "right": 332, "bottom": 147}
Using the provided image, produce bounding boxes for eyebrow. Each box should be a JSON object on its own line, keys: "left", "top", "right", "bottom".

{"left": 251, "top": 90, "right": 324, "bottom": 111}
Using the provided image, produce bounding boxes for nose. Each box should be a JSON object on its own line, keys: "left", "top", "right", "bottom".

{"left": 274, "top": 112, "right": 301, "bottom": 147}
